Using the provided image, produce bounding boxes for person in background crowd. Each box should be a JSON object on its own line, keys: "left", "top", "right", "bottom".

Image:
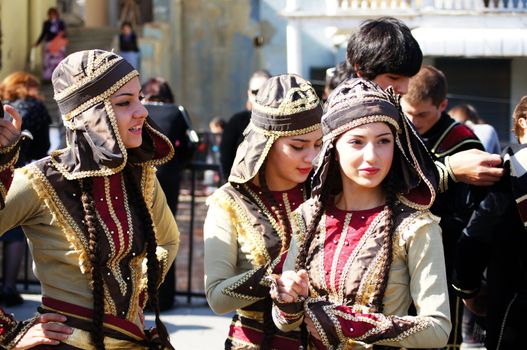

{"left": 219, "top": 69, "right": 271, "bottom": 180}
{"left": 346, "top": 17, "right": 503, "bottom": 188}
{"left": 142, "top": 76, "right": 195, "bottom": 311}
{"left": 0, "top": 71, "right": 52, "bottom": 307}
{"left": 270, "top": 78, "right": 450, "bottom": 350}
{"left": 322, "top": 61, "right": 352, "bottom": 102}
{"left": 204, "top": 74, "right": 322, "bottom": 349}
{"left": 401, "top": 65, "right": 485, "bottom": 349}
{"left": 453, "top": 96, "right": 527, "bottom": 350}
{"left": 119, "top": 21, "right": 140, "bottom": 70}
{"left": 0, "top": 49, "right": 178, "bottom": 349}
{"left": 450, "top": 103, "right": 501, "bottom": 154}
{"left": 34, "top": 7, "right": 67, "bottom": 82}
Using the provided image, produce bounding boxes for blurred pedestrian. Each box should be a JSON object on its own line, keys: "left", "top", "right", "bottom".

{"left": 450, "top": 103, "right": 501, "bottom": 154}
{"left": 119, "top": 21, "right": 140, "bottom": 70}
{"left": 34, "top": 7, "right": 67, "bottom": 82}
{"left": 219, "top": 69, "right": 271, "bottom": 180}
{"left": 0, "top": 71, "right": 51, "bottom": 307}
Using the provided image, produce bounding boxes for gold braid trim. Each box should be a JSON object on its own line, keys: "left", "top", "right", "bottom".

{"left": 0, "top": 149, "right": 19, "bottom": 173}
{"left": 251, "top": 82, "right": 320, "bottom": 117}
{"left": 62, "top": 70, "right": 139, "bottom": 122}
{"left": 391, "top": 210, "right": 440, "bottom": 258}
{"left": 23, "top": 165, "right": 91, "bottom": 274}
{"left": 0, "top": 137, "right": 21, "bottom": 154}
{"left": 250, "top": 122, "right": 321, "bottom": 137}
{"left": 323, "top": 116, "right": 400, "bottom": 142}
{"left": 207, "top": 189, "right": 270, "bottom": 266}
{"left": 228, "top": 135, "right": 277, "bottom": 184}
{"left": 128, "top": 251, "right": 146, "bottom": 317}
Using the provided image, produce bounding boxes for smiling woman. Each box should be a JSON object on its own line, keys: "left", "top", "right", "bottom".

{"left": 270, "top": 78, "right": 451, "bottom": 350}
{"left": 111, "top": 77, "right": 148, "bottom": 149}
{"left": 204, "top": 74, "right": 322, "bottom": 350}
{"left": 0, "top": 49, "right": 179, "bottom": 350}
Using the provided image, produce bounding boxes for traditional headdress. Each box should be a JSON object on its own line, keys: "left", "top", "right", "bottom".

{"left": 50, "top": 49, "right": 173, "bottom": 180}
{"left": 313, "top": 78, "right": 437, "bottom": 209}
{"left": 228, "top": 74, "right": 322, "bottom": 183}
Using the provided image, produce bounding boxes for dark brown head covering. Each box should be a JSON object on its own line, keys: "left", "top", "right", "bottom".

{"left": 313, "top": 78, "right": 437, "bottom": 209}
{"left": 51, "top": 49, "right": 173, "bottom": 180}
{"left": 228, "top": 74, "right": 322, "bottom": 183}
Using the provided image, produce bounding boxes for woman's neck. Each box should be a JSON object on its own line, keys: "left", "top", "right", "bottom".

{"left": 334, "top": 185, "right": 385, "bottom": 211}
{"left": 251, "top": 175, "right": 298, "bottom": 192}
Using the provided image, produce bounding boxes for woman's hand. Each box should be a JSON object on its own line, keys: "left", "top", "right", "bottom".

{"left": 13, "top": 313, "right": 73, "bottom": 349}
{"left": 269, "top": 269, "right": 309, "bottom": 303}
{"left": 0, "top": 104, "right": 22, "bottom": 147}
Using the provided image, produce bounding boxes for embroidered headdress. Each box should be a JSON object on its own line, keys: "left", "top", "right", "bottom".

{"left": 313, "top": 78, "right": 437, "bottom": 209}
{"left": 228, "top": 74, "right": 322, "bottom": 183}
{"left": 50, "top": 49, "right": 173, "bottom": 179}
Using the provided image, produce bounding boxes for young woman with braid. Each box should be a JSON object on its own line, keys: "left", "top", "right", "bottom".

{"left": 204, "top": 74, "right": 323, "bottom": 349}
{"left": 269, "top": 78, "right": 451, "bottom": 350}
{"left": 0, "top": 49, "right": 179, "bottom": 349}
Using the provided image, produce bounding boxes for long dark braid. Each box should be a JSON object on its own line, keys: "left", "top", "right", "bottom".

{"left": 258, "top": 161, "right": 293, "bottom": 248}
{"left": 123, "top": 166, "right": 174, "bottom": 350}
{"left": 258, "top": 161, "right": 293, "bottom": 350}
{"left": 371, "top": 172, "right": 398, "bottom": 313}
{"left": 80, "top": 178, "right": 106, "bottom": 350}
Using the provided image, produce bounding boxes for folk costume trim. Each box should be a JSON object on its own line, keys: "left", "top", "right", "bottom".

{"left": 430, "top": 121, "right": 481, "bottom": 159}
{"left": 23, "top": 164, "right": 91, "bottom": 273}
{"left": 207, "top": 189, "right": 271, "bottom": 267}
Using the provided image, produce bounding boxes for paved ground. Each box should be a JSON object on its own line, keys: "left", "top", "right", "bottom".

{"left": 6, "top": 294, "right": 233, "bottom": 349}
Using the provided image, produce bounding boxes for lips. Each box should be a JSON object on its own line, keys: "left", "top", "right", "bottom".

{"left": 360, "top": 167, "right": 380, "bottom": 175}
{"left": 129, "top": 125, "right": 142, "bottom": 134}
{"left": 297, "top": 167, "right": 312, "bottom": 175}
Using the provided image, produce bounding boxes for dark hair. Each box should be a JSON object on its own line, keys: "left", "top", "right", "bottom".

{"left": 80, "top": 167, "right": 174, "bottom": 350}
{"left": 513, "top": 96, "right": 527, "bottom": 141}
{"left": 142, "top": 77, "right": 175, "bottom": 104}
{"left": 257, "top": 161, "right": 291, "bottom": 350}
{"left": 325, "top": 61, "right": 352, "bottom": 93}
{"left": 47, "top": 7, "right": 60, "bottom": 19}
{"left": 404, "top": 65, "right": 447, "bottom": 107}
{"left": 121, "top": 21, "right": 133, "bottom": 30}
{"left": 449, "top": 104, "right": 483, "bottom": 124}
{"left": 346, "top": 17, "right": 422, "bottom": 80}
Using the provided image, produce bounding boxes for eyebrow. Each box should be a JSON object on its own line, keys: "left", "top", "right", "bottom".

{"left": 290, "top": 137, "right": 323, "bottom": 143}
{"left": 348, "top": 132, "right": 393, "bottom": 138}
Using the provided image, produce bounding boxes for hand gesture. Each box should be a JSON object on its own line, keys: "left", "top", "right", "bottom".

{"left": 13, "top": 313, "right": 73, "bottom": 349}
{"left": 449, "top": 149, "right": 503, "bottom": 186}
{"left": 269, "top": 269, "right": 309, "bottom": 303}
{"left": 0, "top": 104, "right": 22, "bottom": 147}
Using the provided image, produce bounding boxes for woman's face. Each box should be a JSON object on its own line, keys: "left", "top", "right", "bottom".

{"left": 335, "top": 122, "right": 394, "bottom": 192}
{"left": 111, "top": 77, "right": 148, "bottom": 149}
{"left": 264, "top": 129, "right": 323, "bottom": 191}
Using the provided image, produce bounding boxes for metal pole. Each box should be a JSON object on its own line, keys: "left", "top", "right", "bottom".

{"left": 187, "top": 163, "right": 197, "bottom": 304}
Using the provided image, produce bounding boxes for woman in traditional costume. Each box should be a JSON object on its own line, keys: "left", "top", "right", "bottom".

{"left": 0, "top": 49, "right": 178, "bottom": 349}
{"left": 270, "top": 78, "right": 451, "bottom": 349}
{"left": 204, "top": 74, "right": 322, "bottom": 349}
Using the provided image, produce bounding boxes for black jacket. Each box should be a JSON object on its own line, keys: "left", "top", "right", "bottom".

{"left": 219, "top": 110, "right": 251, "bottom": 180}
{"left": 454, "top": 148, "right": 527, "bottom": 349}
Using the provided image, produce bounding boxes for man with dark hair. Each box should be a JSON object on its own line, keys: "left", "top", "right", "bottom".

{"left": 346, "top": 17, "right": 502, "bottom": 185}
{"left": 347, "top": 17, "right": 422, "bottom": 95}
{"left": 219, "top": 69, "right": 271, "bottom": 180}
{"left": 401, "top": 65, "right": 485, "bottom": 349}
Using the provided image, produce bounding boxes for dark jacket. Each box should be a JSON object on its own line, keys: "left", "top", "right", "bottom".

{"left": 219, "top": 110, "right": 251, "bottom": 180}
{"left": 454, "top": 144, "right": 527, "bottom": 350}
{"left": 8, "top": 98, "right": 51, "bottom": 166}
{"left": 35, "top": 19, "right": 66, "bottom": 45}
{"left": 119, "top": 32, "right": 139, "bottom": 52}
